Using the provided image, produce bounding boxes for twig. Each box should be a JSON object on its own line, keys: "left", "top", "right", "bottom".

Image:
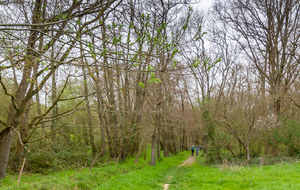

{"left": 70, "top": 162, "right": 87, "bottom": 179}
{"left": 17, "top": 158, "right": 26, "bottom": 186}
{"left": 89, "top": 146, "right": 106, "bottom": 172}
{"left": 115, "top": 153, "right": 121, "bottom": 168}
{"left": 11, "top": 127, "right": 30, "bottom": 153}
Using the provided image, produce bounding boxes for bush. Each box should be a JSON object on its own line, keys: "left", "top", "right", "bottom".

{"left": 14, "top": 147, "right": 95, "bottom": 174}
{"left": 25, "top": 152, "right": 56, "bottom": 174}
{"left": 273, "top": 118, "right": 300, "bottom": 157}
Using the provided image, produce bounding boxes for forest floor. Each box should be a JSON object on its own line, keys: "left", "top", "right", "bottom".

{"left": 164, "top": 155, "right": 196, "bottom": 190}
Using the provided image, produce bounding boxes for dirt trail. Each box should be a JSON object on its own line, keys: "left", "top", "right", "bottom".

{"left": 163, "top": 156, "right": 196, "bottom": 190}
{"left": 179, "top": 156, "right": 196, "bottom": 167}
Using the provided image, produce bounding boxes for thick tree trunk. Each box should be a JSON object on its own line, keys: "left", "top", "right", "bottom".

{"left": 0, "top": 128, "right": 14, "bottom": 180}
{"left": 12, "top": 99, "right": 32, "bottom": 171}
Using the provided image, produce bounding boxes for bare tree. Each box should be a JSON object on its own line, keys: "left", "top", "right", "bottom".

{"left": 0, "top": 0, "right": 120, "bottom": 179}
{"left": 214, "top": 0, "right": 300, "bottom": 120}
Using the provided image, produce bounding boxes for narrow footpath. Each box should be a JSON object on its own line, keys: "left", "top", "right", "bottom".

{"left": 163, "top": 155, "right": 196, "bottom": 190}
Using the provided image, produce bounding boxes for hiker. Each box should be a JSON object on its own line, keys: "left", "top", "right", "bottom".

{"left": 196, "top": 147, "right": 200, "bottom": 156}
{"left": 191, "top": 145, "right": 195, "bottom": 156}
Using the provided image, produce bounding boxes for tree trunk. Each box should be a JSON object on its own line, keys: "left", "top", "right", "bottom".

{"left": 51, "top": 45, "right": 57, "bottom": 142}
{"left": 163, "top": 129, "right": 169, "bottom": 157}
{"left": 82, "top": 66, "right": 96, "bottom": 156}
{"left": 156, "top": 127, "right": 161, "bottom": 159}
{"left": 144, "top": 143, "right": 147, "bottom": 160}
{"left": 246, "top": 146, "right": 250, "bottom": 163}
{"left": 150, "top": 129, "right": 157, "bottom": 166}
{"left": 170, "top": 126, "right": 178, "bottom": 154}
{"left": 13, "top": 99, "right": 32, "bottom": 171}
{"left": 0, "top": 128, "right": 14, "bottom": 180}
{"left": 95, "top": 64, "right": 106, "bottom": 156}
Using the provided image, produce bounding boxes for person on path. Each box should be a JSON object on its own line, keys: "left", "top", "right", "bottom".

{"left": 196, "top": 147, "right": 200, "bottom": 156}
{"left": 191, "top": 145, "right": 195, "bottom": 156}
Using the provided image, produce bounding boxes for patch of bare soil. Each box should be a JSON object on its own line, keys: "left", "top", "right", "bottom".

{"left": 179, "top": 155, "right": 196, "bottom": 167}
{"left": 163, "top": 183, "right": 170, "bottom": 190}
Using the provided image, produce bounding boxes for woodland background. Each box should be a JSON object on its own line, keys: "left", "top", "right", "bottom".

{"left": 0, "top": 0, "right": 299, "bottom": 180}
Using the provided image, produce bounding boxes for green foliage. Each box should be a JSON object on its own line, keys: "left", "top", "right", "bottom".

{"left": 272, "top": 118, "right": 300, "bottom": 157}
{"left": 138, "top": 82, "right": 145, "bottom": 88}
{"left": 88, "top": 43, "right": 96, "bottom": 59}
{"left": 148, "top": 72, "right": 161, "bottom": 84}
{"left": 193, "top": 57, "right": 221, "bottom": 70}
{"left": 201, "top": 111, "right": 222, "bottom": 164}
{"left": 25, "top": 152, "right": 55, "bottom": 174}
{"left": 16, "top": 145, "right": 94, "bottom": 175}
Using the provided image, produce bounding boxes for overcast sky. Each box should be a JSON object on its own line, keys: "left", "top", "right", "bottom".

{"left": 197, "top": 0, "right": 214, "bottom": 11}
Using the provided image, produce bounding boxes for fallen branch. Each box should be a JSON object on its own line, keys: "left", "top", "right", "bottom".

{"left": 70, "top": 162, "right": 87, "bottom": 179}
{"left": 17, "top": 157, "right": 26, "bottom": 186}
{"left": 89, "top": 145, "right": 107, "bottom": 172}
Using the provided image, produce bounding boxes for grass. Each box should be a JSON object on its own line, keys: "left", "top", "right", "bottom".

{"left": 0, "top": 151, "right": 188, "bottom": 190}
{"left": 168, "top": 153, "right": 300, "bottom": 190}
{"left": 1, "top": 151, "right": 300, "bottom": 190}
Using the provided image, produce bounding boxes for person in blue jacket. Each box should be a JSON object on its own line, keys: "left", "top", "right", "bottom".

{"left": 191, "top": 145, "right": 195, "bottom": 156}
{"left": 196, "top": 147, "right": 200, "bottom": 156}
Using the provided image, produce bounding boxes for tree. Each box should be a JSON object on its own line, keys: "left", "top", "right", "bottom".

{"left": 214, "top": 0, "right": 300, "bottom": 120}
{"left": 0, "top": 0, "right": 120, "bottom": 180}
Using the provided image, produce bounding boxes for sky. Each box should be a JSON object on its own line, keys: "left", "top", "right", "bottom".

{"left": 197, "top": 0, "right": 214, "bottom": 11}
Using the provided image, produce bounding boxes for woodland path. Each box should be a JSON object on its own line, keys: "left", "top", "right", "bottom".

{"left": 163, "top": 155, "right": 196, "bottom": 190}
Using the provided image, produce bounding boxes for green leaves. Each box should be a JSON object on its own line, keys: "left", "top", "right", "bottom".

{"left": 193, "top": 58, "right": 201, "bottom": 67}
{"left": 192, "top": 57, "right": 221, "bottom": 71}
{"left": 173, "top": 60, "right": 177, "bottom": 68}
{"left": 112, "top": 35, "right": 122, "bottom": 45}
{"left": 148, "top": 72, "right": 161, "bottom": 84}
{"left": 101, "top": 49, "right": 107, "bottom": 57}
{"left": 194, "top": 26, "right": 207, "bottom": 41}
{"left": 88, "top": 43, "right": 96, "bottom": 59}
{"left": 147, "top": 64, "right": 154, "bottom": 71}
{"left": 138, "top": 82, "right": 145, "bottom": 88}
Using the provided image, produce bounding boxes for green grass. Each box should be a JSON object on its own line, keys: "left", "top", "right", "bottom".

{"left": 0, "top": 151, "right": 189, "bottom": 190}
{"left": 168, "top": 154, "right": 300, "bottom": 190}
{"left": 1, "top": 151, "right": 300, "bottom": 190}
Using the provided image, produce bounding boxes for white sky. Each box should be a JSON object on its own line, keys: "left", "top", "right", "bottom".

{"left": 197, "top": 0, "right": 214, "bottom": 11}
